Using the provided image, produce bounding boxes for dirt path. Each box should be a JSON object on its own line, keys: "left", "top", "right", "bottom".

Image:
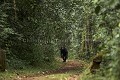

{"left": 14, "top": 60, "right": 84, "bottom": 80}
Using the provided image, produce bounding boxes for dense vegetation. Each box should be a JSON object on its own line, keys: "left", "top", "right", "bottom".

{"left": 0, "top": 0, "right": 120, "bottom": 80}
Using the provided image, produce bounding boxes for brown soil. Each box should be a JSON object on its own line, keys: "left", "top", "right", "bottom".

{"left": 14, "top": 60, "right": 84, "bottom": 80}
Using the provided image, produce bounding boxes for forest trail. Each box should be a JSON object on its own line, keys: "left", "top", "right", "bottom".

{"left": 15, "top": 59, "right": 85, "bottom": 80}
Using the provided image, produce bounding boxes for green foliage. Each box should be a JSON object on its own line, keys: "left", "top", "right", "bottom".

{"left": 0, "top": 0, "right": 120, "bottom": 80}
{"left": 7, "top": 56, "right": 26, "bottom": 70}
{"left": 80, "top": 0, "right": 120, "bottom": 80}
{"left": 0, "top": 0, "right": 77, "bottom": 69}
{"left": 105, "top": 27, "right": 120, "bottom": 80}
{"left": 0, "top": 4, "right": 8, "bottom": 48}
{"left": 95, "top": 5, "right": 101, "bottom": 15}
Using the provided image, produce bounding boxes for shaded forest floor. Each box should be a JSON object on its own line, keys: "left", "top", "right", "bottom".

{"left": 14, "top": 59, "right": 86, "bottom": 80}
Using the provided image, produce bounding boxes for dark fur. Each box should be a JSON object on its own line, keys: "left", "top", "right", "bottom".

{"left": 60, "top": 47, "right": 68, "bottom": 62}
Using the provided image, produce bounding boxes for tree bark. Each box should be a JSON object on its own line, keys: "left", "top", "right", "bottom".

{"left": 13, "top": 0, "right": 17, "bottom": 21}
{"left": 0, "top": 48, "right": 6, "bottom": 72}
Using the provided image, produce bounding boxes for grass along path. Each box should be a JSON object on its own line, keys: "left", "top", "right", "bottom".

{"left": 14, "top": 59, "right": 85, "bottom": 80}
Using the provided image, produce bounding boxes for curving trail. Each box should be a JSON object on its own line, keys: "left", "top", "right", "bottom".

{"left": 14, "top": 60, "right": 84, "bottom": 80}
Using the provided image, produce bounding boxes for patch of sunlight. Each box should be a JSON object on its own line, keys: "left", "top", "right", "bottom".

{"left": 46, "top": 73, "right": 70, "bottom": 80}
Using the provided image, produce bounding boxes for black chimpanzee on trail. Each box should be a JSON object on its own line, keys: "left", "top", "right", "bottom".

{"left": 60, "top": 46, "right": 68, "bottom": 62}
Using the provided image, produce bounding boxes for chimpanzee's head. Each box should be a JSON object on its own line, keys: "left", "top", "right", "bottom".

{"left": 61, "top": 45, "right": 66, "bottom": 49}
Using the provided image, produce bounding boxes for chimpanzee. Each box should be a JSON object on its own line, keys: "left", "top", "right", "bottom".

{"left": 60, "top": 47, "right": 68, "bottom": 62}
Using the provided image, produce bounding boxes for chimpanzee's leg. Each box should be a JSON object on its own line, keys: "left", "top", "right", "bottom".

{"left": 62, "top": 56, "right": 65, "bottom": 62}
{"left": 62, "top": 55, "right": 64, "bottom": 62}
{"left": 63, "top": 56, "right": 67, "bottom": 62}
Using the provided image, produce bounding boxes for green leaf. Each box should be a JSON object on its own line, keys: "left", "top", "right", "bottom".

{"left": 118, "top": 22, "right": 120, "bottom": 27}
{"left": 108, "top": 0, "right": 119, "bottom": 8}
{"left": 93, "top": 0, "right": 99, "bottom": 4}
{"left": 95, "top": 5, "right": 101, "bottom": 15}
{"left": 115, "top": 3, "right": 120, "bottom": 10}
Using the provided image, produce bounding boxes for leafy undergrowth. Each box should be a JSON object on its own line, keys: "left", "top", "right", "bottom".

{"left": 80, "top": 63, "right": 107, "bottom": 80}
{"left": 80, "top": 68, "right": 107, "bottom": 80}
{"left": 15, "top": 59, "right": 87, "bottom": 80}
{"left": 0, "top": 59, "right": 88, "bottom": 80}
{"left": 0, "top": 60, "right": 61, "bottom": 80}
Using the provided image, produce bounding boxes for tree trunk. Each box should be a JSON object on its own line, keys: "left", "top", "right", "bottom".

{"left": 0, "top": 48, "right": 6, "bottom": 72}
{"left": 13, "top": 0, "right": 17, "bottom": 21}
{"left": 80, "top": 15, "right": 93, "bottom": 59}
